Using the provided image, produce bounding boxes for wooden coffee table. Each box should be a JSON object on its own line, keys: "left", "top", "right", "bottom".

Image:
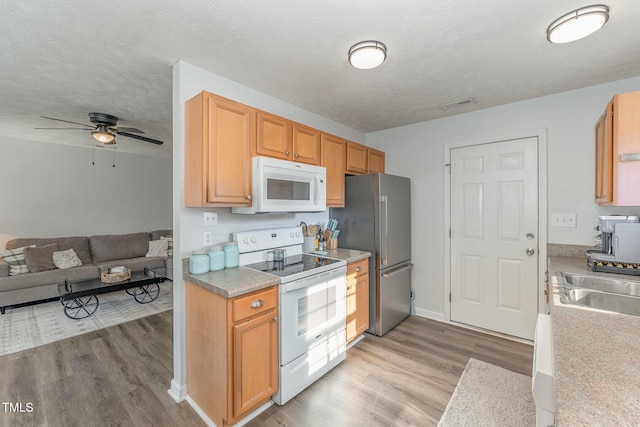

{"left": 57, "top": 267, "right": 167, "bottom": 319}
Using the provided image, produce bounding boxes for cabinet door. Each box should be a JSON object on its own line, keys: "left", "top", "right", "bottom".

{"left": 345, "top": 141, "right": 368, "bottom": 174}
{"left": 595, "top": 102, "right": 613, "bottom": 204}
{"left": 321, "top": 133, "right": 346, "bottom": 207}
{"left": 256, "top": 111, "right": 292, "bottom": 160}
{"left": 292, "top": 123, "right": 321, "bottom": 165}
{"left": 612, "top": 91, "right": 640, "bottom": 206}
{"left": 233, "top": 311, "right": 278, "bottom": 418}
{"left": 346, "top": 259, "right": 369, "bottom": 343}
{"left": 367, "top": 148, "right": 386, "bottom": 174}
{"left": 185, "top": 92, "right": 253, "bottom": 207}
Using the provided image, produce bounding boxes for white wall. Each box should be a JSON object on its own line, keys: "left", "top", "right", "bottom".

{"left": 0, "top": 137, "right": 172, "bottom": 249}
{"left": 169, "top": 60, "right": 366, "bottom": 400}
{"left": 366, "top": 76, "right": 640, "bottom": 318}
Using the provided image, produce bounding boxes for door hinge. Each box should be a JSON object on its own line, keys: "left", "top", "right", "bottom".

{"left": 445, "top": 163, "right": 451, "bottom": 174}
{"left": 449, "top": 228, "right": 451, "bottom": 238}
{"left": 449, "top": 292, "right": 452, "bottom": 302}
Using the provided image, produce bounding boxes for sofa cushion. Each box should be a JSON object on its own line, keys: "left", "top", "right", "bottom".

{"left": 24, "top": 244, "right": 58, "bottom": 273}
{"left": 1, "top": 245, "right": 35, "bottom": 276}
{"left": 53, "top": 248, "right": 83, "bottom": 269}
{"left": 89, "top": 232, "right": 150, "bottom": 263}
{"left": 7, "top": 237, "right": 92, "bottom": 265}
{"left": 0, "top": 265, "right": 100, "bottom": 293}
{"left": 146, "top": 240, "right": 168, "bottom": 257}
{"left": 94, "top": 256, "right": 166, "bottom": 274}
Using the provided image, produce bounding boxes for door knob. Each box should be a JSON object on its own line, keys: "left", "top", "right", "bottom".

{"left": 526, "top": 248, "right": 535, "bottom": 256}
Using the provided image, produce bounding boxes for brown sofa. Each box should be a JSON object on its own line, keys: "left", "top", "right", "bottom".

{"left": 0, "top": 230, "right": 172, "bottom": 313}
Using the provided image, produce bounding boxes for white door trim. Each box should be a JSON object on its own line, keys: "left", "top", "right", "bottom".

{"left": 443, "top": 128, "right": 548, "bottom": 329}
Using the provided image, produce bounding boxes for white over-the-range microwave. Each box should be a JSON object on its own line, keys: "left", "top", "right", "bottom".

{"left": 232, "top": 156, "right": 326, "bottom": 214}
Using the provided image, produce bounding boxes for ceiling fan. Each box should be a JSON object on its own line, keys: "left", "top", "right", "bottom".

{"left": 37, "top": 112, "right": 164, "bottom": 145}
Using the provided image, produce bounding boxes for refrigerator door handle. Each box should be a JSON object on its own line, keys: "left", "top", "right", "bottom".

{"left": 380, "top": 195, "right": 388, "bottom": 266}
{"left": 381, "top": 263, "right": 413, "bottom": 278}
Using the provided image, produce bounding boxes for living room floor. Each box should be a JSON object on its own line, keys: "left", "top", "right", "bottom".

{"left": 0, "top": 312, "right": 532, "bottom": 427}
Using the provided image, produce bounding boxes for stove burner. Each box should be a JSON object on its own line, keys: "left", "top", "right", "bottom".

{"left": 243, "top": 254, "right": 342, "bottom": 278}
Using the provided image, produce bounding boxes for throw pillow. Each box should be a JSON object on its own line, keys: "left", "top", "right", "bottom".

{"left": 23, "top": 244, "right": 58, "bottom": 273}
{"left": 52, "top": 248, "right": 83, "bottom": 269}
{"left": 0, "top": 245, "right": 35, "bottom": 276}
{"left": 146, "top": 239, "right": 168, "bottom": 257}
{"left": 160, "top": 236, "right": 173, "bottom": 257}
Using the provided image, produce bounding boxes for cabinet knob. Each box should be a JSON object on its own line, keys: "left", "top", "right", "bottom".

{"left": 346, "top": 286, "right": 353, "bottom": 291}
{"left": 285, "top": 151, "right": 290, "bottom": 155}
{"left": 246, "top": 194, "right": 252, "bottom": 200}
{"left": 251, "top": 299, "right": 264, "bottom": 308}
{"left": 294, "top": 153, "right": 299, "bottom": 158}
{"left": 355, "top": 266, "right": 362, "bottom": 272}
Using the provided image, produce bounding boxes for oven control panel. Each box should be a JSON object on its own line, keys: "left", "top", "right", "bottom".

{"left": 234, "top": 226, "right": 304, "bottom": 253}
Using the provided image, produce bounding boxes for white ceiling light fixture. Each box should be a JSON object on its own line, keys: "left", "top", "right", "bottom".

{"left": 91, "top": 125, "right": 115, "bottom": 144}
{"left": 348, "top": 41, "right": 387, "bottom": 69}
{"left": 547, "top": 5, "right": 609, "bottom": 44}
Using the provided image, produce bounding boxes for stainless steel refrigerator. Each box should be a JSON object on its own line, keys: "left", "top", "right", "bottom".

{"left": 330, "top": 173, "right": 412, "bottom": 336}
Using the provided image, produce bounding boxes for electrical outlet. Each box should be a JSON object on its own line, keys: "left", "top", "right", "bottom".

{"left": 551, "top": 213, "right": 577, "bottom": 228}
{"left": 203, "top": 232, "right": 212, "bottom": 246}
{"left": 203, "top": 212, "right": 218, "bottom": 226}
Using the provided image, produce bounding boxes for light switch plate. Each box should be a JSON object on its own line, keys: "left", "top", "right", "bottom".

{"left": 551, "top": 213, "right": 577, "bottom": 227}
{"left": 204, "top": 212, "right": 218, "bottom": 226}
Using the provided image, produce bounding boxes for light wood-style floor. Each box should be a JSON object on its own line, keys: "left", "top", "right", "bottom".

{"left": 249, "top": 316, "right": 533, "bottom": 427}
{"left": 0, "top": 312, "right": 532, "bottom": 427}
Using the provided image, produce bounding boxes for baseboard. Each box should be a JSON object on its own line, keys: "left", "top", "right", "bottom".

{"left": 185, "top": 396, "right": 216, "bottom": 427}
{"left": 167, "top": 379, "right": 187, "bottom": 403}
{"left": 414, "top": 307, "right": 445, "bottom": 321}
{"left": 185, "top": 395, "right": 273, "bottom": 427}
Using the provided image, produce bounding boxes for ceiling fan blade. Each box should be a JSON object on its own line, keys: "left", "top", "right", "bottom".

{"left": 113, "top": 127, "right": 144, "bottom": 133}
{"left": 34, "top": 127, "right": 92, "bottom": 130}
{"left": 41, "top": 116, "right": 95, "bottom": 128}
{"left": 116, "top": 131, "right": 164, "bottom": 145}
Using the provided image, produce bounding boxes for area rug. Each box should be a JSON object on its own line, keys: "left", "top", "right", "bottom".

{"left": 438, "top": 358, "right": 536, "bottom": 426}
{"left": 0, "top": 280, "right": 173, "bottom": 357}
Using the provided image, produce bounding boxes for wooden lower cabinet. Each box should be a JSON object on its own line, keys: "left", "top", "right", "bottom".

{"left": 185, "top": 282, "right": 278, "bottom": 426}
{"left": 346, "top": 258, "right": 369, "bottom": 343}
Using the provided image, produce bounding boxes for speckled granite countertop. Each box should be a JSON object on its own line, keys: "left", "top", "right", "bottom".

{"left": 549, "top": 256, "right": 640, "bottom": 426}
{"left": 321, "top": 248, "right": 371, "bottom": 263}
{"left": 183, "top": 259, "right": 280, "bottom": 298}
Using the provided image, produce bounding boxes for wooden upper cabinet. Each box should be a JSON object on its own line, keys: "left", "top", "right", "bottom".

{"left": 597, "top": 90, "right": 640, "bottom": 206}
{"left": 321, "top": 133, "right": 346, "bottom": 207}
{"left": 595, "top": 102, "right": 613, "bottom": 204}
{"left": 345, "top": 141, "right": 368, "bottom": 174}
{"left": 256, "top": 111, "right": 292, "bottom": 160}
{"left": 292, "top": 123, "right": 321, "bottom": 165}
{"left": 185, "top": 91, "right": 253, "bottom": 207}
{"left": 368, "top": 148, "right": 386, "bottom": 174}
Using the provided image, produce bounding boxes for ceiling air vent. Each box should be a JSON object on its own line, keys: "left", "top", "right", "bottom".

{"left": 440, "top": 97, "right": 477, "bottom": 111}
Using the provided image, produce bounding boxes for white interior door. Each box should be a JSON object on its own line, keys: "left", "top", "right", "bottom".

{"left": 450, "top": 137, "right": 538, "bottom": 340}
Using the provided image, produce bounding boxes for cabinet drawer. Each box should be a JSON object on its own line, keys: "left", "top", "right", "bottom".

{"left": 347, "top": 259, "right": 369, "bottom": 278}
{"left": 233, "top": 287, "right": 277, "bottom": 323}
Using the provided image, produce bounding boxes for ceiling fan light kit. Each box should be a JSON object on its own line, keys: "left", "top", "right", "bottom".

{"left": 91, "top": 125, "right": 115, "bottom": 143}
{"left": 348, "top": 41, "right": 387, "bottom": 69}
{"left": 547, "top": 5, "right": 609, "bottom": 43}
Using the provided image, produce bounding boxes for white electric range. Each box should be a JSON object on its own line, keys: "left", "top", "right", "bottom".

{"left": 234, "top": 226, "right": 347, "bottom": 405}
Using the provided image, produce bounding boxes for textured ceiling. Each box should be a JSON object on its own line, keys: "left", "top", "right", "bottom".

{"left": 2, "top": 0, "right": 639, "bottom": 157}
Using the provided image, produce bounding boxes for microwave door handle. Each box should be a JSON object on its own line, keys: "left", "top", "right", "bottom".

{"left": 314, "top": 175, "right": 321, "bottom": 204}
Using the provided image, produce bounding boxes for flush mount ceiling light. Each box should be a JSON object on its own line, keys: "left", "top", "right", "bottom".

{"left": 348, "top": 41, "right": 387, "bottom": 69}
{"left": 547, "top": 5, "right": 609, "bottom": 43}
{"left": 91, "top": 125, "right": 115, "bottom": 144}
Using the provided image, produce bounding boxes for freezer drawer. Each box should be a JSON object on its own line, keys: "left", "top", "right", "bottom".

{"left": 376, "top": 262, "right": 413, "bottom": 336}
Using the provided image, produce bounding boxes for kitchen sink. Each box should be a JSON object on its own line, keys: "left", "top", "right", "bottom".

{"left": 559, "top": 272, "right": 640, "bottom": 316}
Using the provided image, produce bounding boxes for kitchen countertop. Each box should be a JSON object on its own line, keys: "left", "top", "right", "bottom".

{"left": 320, "top": 248, "right": 371, "bottom": 263}
{"left": 183, "top": 259, "right": 280, "bottom": 298}
{"left": 549, "top": 256, "right": 640, "bottom": 426}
